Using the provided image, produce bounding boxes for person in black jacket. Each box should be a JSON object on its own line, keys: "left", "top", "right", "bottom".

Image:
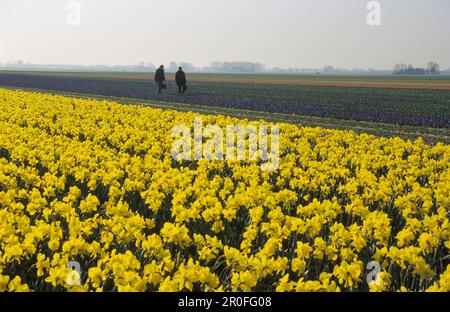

{"left": 175, "top": 67, "right": 188, "bottom": 94}
{"left": 154, "top": 65, "right": 166, "bottom": 94}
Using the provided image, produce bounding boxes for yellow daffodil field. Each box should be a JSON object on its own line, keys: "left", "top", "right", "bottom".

{"left": 0, "top": 88, "right": 449, "bottom": 292}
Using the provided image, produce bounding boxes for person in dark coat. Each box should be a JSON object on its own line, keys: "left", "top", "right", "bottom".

{"left": 175, "top": 67, "right": 188, "bottom": 94}
{"left": 154, "top": 65, "right": 166, "bottom": 94}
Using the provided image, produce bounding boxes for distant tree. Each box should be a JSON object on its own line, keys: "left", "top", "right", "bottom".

{"left": 179, "top": 62, "right": 194, "bottom": 72}
{"left": 393, "top": 63, "right": 426, "bottom": 75}
{"left": 394, "top": 63, "right": 408, "bottom": 74}
{"left": 211, "top": 62, "right": 224, "bottom": 69}
{"left": 168, "top": 62, "right": 178, "bottom": 72}
{"left": 427, "top": 62, "right": 440, "bottom": 75}
{"left": 323, "top": 66, "right": 335, "bottom": 73}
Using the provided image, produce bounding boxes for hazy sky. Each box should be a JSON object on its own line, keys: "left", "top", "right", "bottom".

{"left": 1, "top": 0, "right": 449, "bottom": 69}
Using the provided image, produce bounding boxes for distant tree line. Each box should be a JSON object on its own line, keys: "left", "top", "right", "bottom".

{"left": 393, "top": 62, "right": 440, "bottom": 75}
{"left": 158, "top": 61, "right": 266, "bottom": 73}
{"left": 2, "top": 60, "right": 447, "bottom": 75}
{"left": 209, "top": 62, "right": 266, "bottom": 73}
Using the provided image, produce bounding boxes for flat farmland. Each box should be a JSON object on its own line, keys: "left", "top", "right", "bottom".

{"left": 0, "top": 70, "right": 449, "bottom": 142}
{"left": 0, "top": 73, "right": 450, "bottom": 291}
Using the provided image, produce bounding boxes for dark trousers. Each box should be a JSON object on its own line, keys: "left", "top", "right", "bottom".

{"left": 177, "top": 83, "right": 187, "bottom": 94}
{"left": 155, "top": 80, "right": 165, "bottom": 93}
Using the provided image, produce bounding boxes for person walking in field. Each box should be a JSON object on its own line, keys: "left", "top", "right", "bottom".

{"left": 154, "top": 65, "right": 166, "bottom": 94}
{"left": 175, "top": 67, "right": 188, "bottom": 94}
